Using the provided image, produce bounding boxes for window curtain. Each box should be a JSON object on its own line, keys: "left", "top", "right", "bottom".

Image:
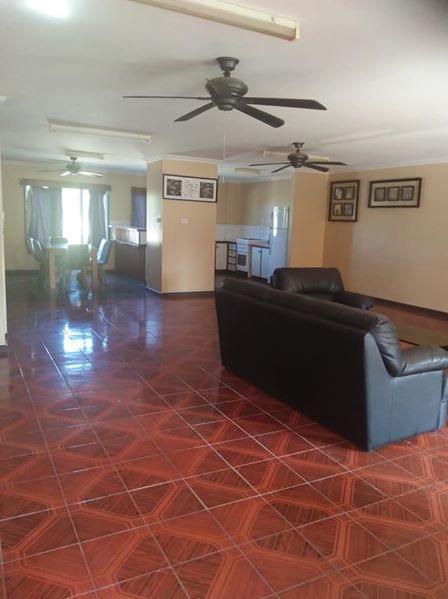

{"left": 26, "top": 186, "right": 63, "bottom": 246}
{"left": 89, "top": 190, "right": 109, "bottom": 248}
{"left": 131, "top": 188, "right": 147, "bottom": 228}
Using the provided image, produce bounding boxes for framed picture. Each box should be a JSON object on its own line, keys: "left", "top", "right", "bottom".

{"left": 369, "top": 178, "right": 421, "bottom": 208}
{"left": 163, "top": 174, "right": 218, "bottom": 203}
{"left": 329, "top": 180, "right": 359, "bottom": 222}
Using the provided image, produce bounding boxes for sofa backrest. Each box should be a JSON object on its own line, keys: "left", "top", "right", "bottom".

{"left": 220, "top": 278, "right": 402, "bottom": 376}
{"left": 271, "top": 267, "right": 344, "bottom": 295}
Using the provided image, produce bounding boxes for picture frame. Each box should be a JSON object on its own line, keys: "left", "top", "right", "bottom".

{"left": 368, "top": 178, "right": 421, "bottom": 208}
{"left": 328, "top": 180, "right": 360, "bottom": 222}
{"left": 163, "top": 174, "right": 218, "bottom": 203}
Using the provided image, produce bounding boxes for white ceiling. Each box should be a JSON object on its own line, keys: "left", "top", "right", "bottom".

{"left": 1, "top": 0, "right": 448, "bottom": 181}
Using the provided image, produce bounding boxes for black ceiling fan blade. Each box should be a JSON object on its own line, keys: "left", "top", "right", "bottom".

{"left": 174, "top": 102, "right": 215, "bottom": 122}
{"left": 235, "top": 104, "right": 284, "bottom": 128}
{"left": 307, "top": 161, "right": 347, "bottom": 166}
{"left": 249, "top": 162, "right": 289, "bottom": 167}
{"left": 304, "top": 163, "right": 329, "bottom": 173}
{"left": 244, "top": 98, "right": 327, "bottom": 110}
{"left": 123, "top": 95, "right": 210, "bottom": 100}
{"left": 272, "top": 165, "right": 292, "bottom": 173}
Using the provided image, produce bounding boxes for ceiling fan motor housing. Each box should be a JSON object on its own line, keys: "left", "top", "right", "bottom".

{"left": 288, "top": 150, "right": 308, "bottom": 167}
{"left": 206, "top": 76, "right": 248, "bottom": 110}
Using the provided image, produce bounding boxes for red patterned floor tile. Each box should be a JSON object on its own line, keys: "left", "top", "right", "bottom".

{"left": 69, "top": 492, "right": 144, "bottom": 542}
{"left": 354, "top": 461, "right": 421, "bottom": 499}
{"left": 236, "top": 459, "right": 305, "bottom": 494}
{"left": 277, "top": 572, "right": 366, "bottom": 598}
{"left": 254, "top": 430, "right": 314, "bottom": 457}
{"left": 394, "top": 484, "right": 448, "bottom": 532}
{"left": 346, "top": 551, "right": 433, "bottom": 595}
{"left": 149, "top": 425, "right": 206, "bottom": 453}
{"left": 300, "top": 513, "right": 389, "bottom": 568}
{"left": 82, "top": 527, "right": 168, "bottom": 588}
{"left": 267, "top": 484, "right": 341, "bottom": 528}
{"left": 115, "top": 454, "right": 178, "bottom": 491}
{"left": 233, "top": 413, "right": 287, "bottom": 436}
{"left": 215, "top": 399, "right": 262, "bottom": 419}
{"left": 244, "top": 529, "right": 333, "bottom": 593}
{"left": 101, "top": 434, "right": 161, "bottom": 463}
{"left": 186, "top": 468, "right": 257, "bottom": 508}
{"left": 211, "top": 496, "right": 291, "bottom": 545}
{"left": 193, "top": 419, "right": 248, "bottom": 443}
{"left": 3, "top": 544, "right": 93, "bottom": 598}
{"left": 177, "top": 404, "right": 227, "bottom": 426}
{"left": 350, "top": 497, "right": 429, "bottom": 549}
{"left": 0, "top": 453, "right": 56, "bottom": 487}
{"left": 167, "top": 446, "right": 228, "bottom": 478}
{"left": 0, "top": 506, "right": 78, "bottom": 561}
{"left": 175, "top": 547, "right": 273, "bottom": 598}
{"left": 320, "top": 442, "right": 387, "bottom": 470}
{"left": 0, "top": 476, "right": 64, "bottom": 519}
{"left": 394, "top": 533, "right": 448, "bottom": 585}
{"left": 213, "top": 437, "right": 274, "bottom": 467}
{"left": 198, "top": 386, "right": 245, "bottom": 405}
{"left": 137, "top": 411, "right": 187, "bottom": 433}
{"left": 161, "top": 390, "right": 209, "bottom": 410}
{"left": 96, "top": 568, "right": 187, "bottom": 598}
{"left": 131, "top": 480, "right": 205, "bottom": 524}
{"left": 268, "top": 406, "right": 314, "bottom": 429}
{"left": 58, "top": 466, "right": 127, "bottom": 504}
{"left": 43, "top": 425, "right": 98, "bottom": 450}
{"left": 51, "top": 443, "right": 111, "bottom": 475}
{"left": 150, "top": 509, "right": 232, "bottom": 566}
{"left": 282, "top": 449, "right": 348, "bottom": 482}
{"left": 392, "top": 453, "right": 448, "bottom": 485}
{"left": 311, "top": 472, "right": 387, "bottom": 511}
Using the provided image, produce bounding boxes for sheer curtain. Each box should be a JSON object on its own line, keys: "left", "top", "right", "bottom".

{"left": 26, "top": 186, "right": 63, "bottom": 246}
{"left": 89, "top": 190, "right": 109, "bottom": 248}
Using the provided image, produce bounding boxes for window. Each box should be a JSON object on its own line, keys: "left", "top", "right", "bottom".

{"left": 62, "top": 188, "right": 90, "bottom": 243}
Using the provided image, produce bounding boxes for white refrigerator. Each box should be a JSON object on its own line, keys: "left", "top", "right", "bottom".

{"left": 267, "top": 206, "right": 290, "bottom": 277}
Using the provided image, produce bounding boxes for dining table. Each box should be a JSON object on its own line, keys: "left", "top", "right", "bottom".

{"left": 48, "top": 242, "right": 98, "bottom": 291}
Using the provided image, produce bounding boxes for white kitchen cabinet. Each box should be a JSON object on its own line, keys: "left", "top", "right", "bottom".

{"left": 251, "top": 246, "right": 270, "bottom": 279}
{"left": 261, "top": 247, "right": 271, "bottom": 280}
{"left": 215, "top": 242, "right": 228, "bottom": 270}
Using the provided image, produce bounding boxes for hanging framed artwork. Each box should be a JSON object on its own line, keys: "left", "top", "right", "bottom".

{"left": 368, "top": 178, "right": 422, "bottom": 208}
{"left": 163, "top": 174, "right": 218, "bottom": 203}
{"left": 328, "top": 180, "right": 360, "bottom": 222}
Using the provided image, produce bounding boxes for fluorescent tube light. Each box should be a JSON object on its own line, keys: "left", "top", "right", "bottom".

{"left": 49, "top": 121, "right": 151, "bottom": 144}
{"left": 27, "top": 0, "right": 70, "bottom": 19}
{"left": 65, "top": 149, "right": 105, "bottom": 160}
{"left": 128, "top": 0, "right": 299, "bottom": 41}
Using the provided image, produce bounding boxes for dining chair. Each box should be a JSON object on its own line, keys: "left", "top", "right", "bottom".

{"left": 96, "top": 239, "right": 112, "bottom": 285}
{"left": 64, "top": 244, "right": 91, "bottom": 289}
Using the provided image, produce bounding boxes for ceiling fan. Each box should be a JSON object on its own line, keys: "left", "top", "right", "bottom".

{"left": 39, "top": 156, "right": 103, "bottom": 178}
{"left": 249, "top": 142, "right": 347, "bottom": 173}
{"left": 124, "top": 57, "right": 326, "bottom": 128}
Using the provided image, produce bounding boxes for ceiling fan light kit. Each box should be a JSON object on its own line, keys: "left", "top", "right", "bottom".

{"left": 39, "top": 156, "right": 103, "bottom": 178}
{"left": 48, "top": 121, "right": 152, "bottom": 143}
{"left": 128, "top": 0, "right": 299, "bottom": 40}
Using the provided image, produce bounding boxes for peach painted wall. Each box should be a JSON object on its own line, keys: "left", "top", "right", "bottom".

{"left": 146, "top": 159, "right": 217, "bottom": 293}
{"left": 324, "top": 163, "right": 448, "bottom": 311}
{"left": 289, "top": 171, "right": 328, "bottom": 267}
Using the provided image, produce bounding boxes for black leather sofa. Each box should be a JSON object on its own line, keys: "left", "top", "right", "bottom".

{"left": 215, "top": 278, "right": 448, "bottom": 450}
{"left": 271, "top": 267, "right": 374, "bottom": 310}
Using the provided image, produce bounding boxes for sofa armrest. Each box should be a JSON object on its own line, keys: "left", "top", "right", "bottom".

{"left": 334, "top": 290, "right": 374, "bottom": 310}
{"left": 399, "top": 346, "right": 448, "bottom": 376}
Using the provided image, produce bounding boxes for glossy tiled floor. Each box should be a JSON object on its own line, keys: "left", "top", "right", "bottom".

{"left": 1, "top": 274, "right": 448, "bottom": 598}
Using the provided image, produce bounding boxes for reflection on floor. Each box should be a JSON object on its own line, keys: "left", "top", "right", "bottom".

{"left": 1, "top": 272, "right": 448, "bottom": 598}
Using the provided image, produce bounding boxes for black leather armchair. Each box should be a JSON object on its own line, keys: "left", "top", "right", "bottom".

{"left": 270, "top": 267, "right": 374, "bottom": 310}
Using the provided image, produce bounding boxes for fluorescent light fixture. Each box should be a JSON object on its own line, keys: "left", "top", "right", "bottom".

{"left": 27, "top": 0, "right": 70, "bottom": 19}
{"left": 65, "top": 149, "right": 104, "bottom": 160}
{"left": 48, "top": 121, "right": 151, "bottom": 144}
{"left": 234, "top": 167, "right": 262, "bottom": 175}
{"left": 128, "top": 0, "right": 299, "bottom": 41}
